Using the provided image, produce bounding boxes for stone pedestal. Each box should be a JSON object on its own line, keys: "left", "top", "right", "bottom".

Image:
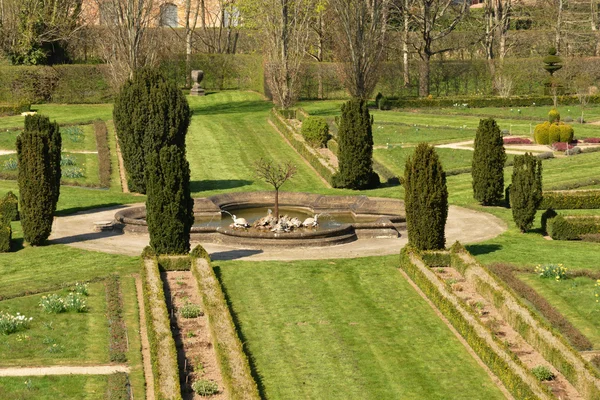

{"left": 190, "top": 70, "right": 205, "bottom": 96}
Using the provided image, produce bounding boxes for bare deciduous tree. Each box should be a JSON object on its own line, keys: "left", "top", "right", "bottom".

{"left": 330, "top": 0, "right": 390, "bottom": 99}
{"left": 482, "top": 0, "right": 512, "bottom": 79}
{"left": 95, "top": 0, "right": 157, "bottom": 85}
{"left": 254, "top": 158, "right": 296, "bottom": 219}
{"left": 409, "top": 0, "right": 468, "bottom": 97}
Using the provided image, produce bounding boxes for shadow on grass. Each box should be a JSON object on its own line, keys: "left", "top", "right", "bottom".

{"left": 465, "top": 243, "right": 502, "bottom": 256}
{"left": 211, "top": 249, "right": 263, "bottom": 261}
{"left": 48, "top": 229, "right": 123, "bottom": 245}
{"left": 56, "top": 203, "right": 132, "bottom": 216}
{"left": 190, "top": 179, "right": 253, "bottom": 192}
{"left": 190, "top": 99, "right": 272, "bottom": 116}
{"left": 213, "top": 264, "right": 268, "bottom": 399}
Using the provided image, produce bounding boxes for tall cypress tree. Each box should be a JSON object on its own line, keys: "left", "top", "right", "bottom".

{"left": 332, "top": 98, "right": 379, "bottom": 189}
{"left": 16, "top": 115, "right": 61, "bottom": 245}
{"left": 146, "top": 145, "right": 194, "bottom": 254}
{"left": 113, "top": 68, "right": 191, "bottom": 193}
{"left": 510, "top": 153, "right": 543, "bottom": 232}
{"left": 472, "top": 118, "right": 506, "bottom": 205}
{"left": 404, "top": 143, "right": 448, "bottom": 250}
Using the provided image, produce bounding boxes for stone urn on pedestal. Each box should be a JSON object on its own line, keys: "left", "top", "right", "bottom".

{"left": 190, "top": 70, "right": 205, "bottom": 96}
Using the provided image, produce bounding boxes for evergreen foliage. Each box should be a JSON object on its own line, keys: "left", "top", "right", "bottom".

{"left": 404, "top": 143, "right": 448, "bottom": 250}
{"left": 146, "top": 145, "right": 194, "bottom": 254}
{"left": 113, "top": 68, "right": 191, "bottom": 193}
{"left": 510, "top": 153, "right": 543, "bottom": 232}
{"left": 0, "top": 192, "right": 19, "bottom": 223}
{"left": 301, "top": 117, "right": 330, "bottom": 148}
{"left": 332, "top": 98, "right": 379, "bottom": 189}
{"left": 472, "top": 118, "right": 506, "bottom": 205}
{"left": 16, "top": 114, "right": 61, "bottom": 245}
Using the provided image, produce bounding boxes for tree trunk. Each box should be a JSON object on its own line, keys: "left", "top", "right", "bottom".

{"left": 555, "top": 0, "right": 563, "bottom": 52}
{"left": 274, "top": 189, "right": 279, "bottom": 219}
{"left": 419, "top": 54, "right": 430, "bottom": 97}
{"left": 403, "top": 6, "right": 410, "bottom": 87}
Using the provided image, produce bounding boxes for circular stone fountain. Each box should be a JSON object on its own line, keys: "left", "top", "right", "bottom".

{"left": 115, "top": 192, "right": 405, "bottom": 248}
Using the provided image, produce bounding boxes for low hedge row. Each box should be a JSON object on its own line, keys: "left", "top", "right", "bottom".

{"left": 388, "top": 95, "right": 597, "bottom": 109}
{"left": 540, "top": 190, "right": 600, "bottom": 209}
{"left": 451, "top": 251, "right": 600, "bottom": 399}
{"left": 400, "top": 248, "right": 545, "bottom": 400}
{"left": 488, "top": 263, "right": 593, "bottom": 351}
{"left": 547, "top": 215, "right": 600, "bottom": 240}
{"left": 141, "top": 257, "right": 182, "bottom": 400}
{"left": 106, "top": 274, "right": 127, "bottom": 363}
{"left": 93, "top": 120, "right": 111, "bottom": 188}
{"left": 190, "top": 246, "right": 261, "bottom": 400}
{"left": 0, "top": 101, "right": 30, "bottom": 116}
{"left": 157, "top": 255, "right": 191, "bottom": 271}
{"left": 270, "top": 109, "right": 334, "bottom": 184}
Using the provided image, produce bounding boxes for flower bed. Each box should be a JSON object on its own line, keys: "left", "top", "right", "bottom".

{"left": 503, "top": 137, "right": 532, "bottom": 145}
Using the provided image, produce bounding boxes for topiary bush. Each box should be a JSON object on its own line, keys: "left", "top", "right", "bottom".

{"left": 16, "top": 114, "right": 61, "bottom": 246}
{"left": 558, "top": 124, "right": 574, "bottom": 143}
{"left": 404, "top": 143, "right": 448, "bottom": 250}
{"left": 301, "top": 116, "right": 330, "bottom": 148}
{"left": 510, "top": 153, "right": 543, "bottom": 232}
{"left": 548, "top": 109, "right": 560, "bottom": 123}
{"left": 0, "top": 222, "right": 11, "bottom": 252}
{"left": 146, "top": 145, "right": 194, "bottom": 255}
{"left": 472, "top": 118, "right": 506, "bottom": 205}
{"left": 0, "top": 192, "right": 19, "bottom": 223}
{"left": 548, "top": 124, "right": 560, "bottom": 143}
{"left": 113, "top": 68, "right": 191, "bottom": 194}
{"left": 331, "top": 98, "right": 379, "bottom": 189}
{"left": 534, "top": 121, "right": 550, "bottom": 144}
{"left": 534, "top": 110, "right": 574, "bottom": 145}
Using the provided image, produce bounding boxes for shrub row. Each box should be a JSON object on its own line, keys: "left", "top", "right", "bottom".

{"left": 157, "top": 255, "right": 191, "bottom": 271}
{"left": 0, "top": 101, "right": 30, "bottom": 116}
{"left": 190, "top": 246, "right": 261, "bottom": 400}
{"left": 420, "top": 251, "right": 452, "bottom": 267}
{"left": 93, "top": 120, "right": 111, "bottom": 188}
{"left": 270, "top": 109, "right": 334, "bottom": 184}
{"left": 106, "top": 372, "right": 130, "bottom": 400}
{"left": 487, "top": 263, "right": 593, "bottom": 351}
{"left": 534, "top": 121, "right": 574, "bottom": 145}
{"left": 547, "top": 215, "right": 600, "bottom": 240}
{"left": 105, "top": 274, "right": 127, "bottom": 363}
{"left": 400, "top": 248, "right": 545, "bottom": 400}
{"left": 141, "top": 257, "right": 182, "bottom": 400}
{"left": 540, "top": 190, "right": 600, "bottom": 209}
{"left": 451, "top": 251, "right": 600, "bottom": 399}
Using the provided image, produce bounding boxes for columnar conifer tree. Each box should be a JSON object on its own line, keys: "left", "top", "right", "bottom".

{"left": 404, "top": 143, "right": 448, "bottom": 250}
{"left": 472, "top": 118, "right": 506, "bottom": 205}
{"left": 16, "top": 115, "right": 61, "bottom": 245}
{"left": 113, "top": 68, "right": 191, "bottom": 193}
{"left": 510, "top": 153, "right": 543, "bottom": 232}
{"left": 332, "top": 98, "right": 379, "bottom": 189}
{"left": 146, "top": 145, "right": 194, "bottom": 254}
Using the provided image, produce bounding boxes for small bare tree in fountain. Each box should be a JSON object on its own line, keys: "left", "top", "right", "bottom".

{"left": 254, "top": 159, "right": 297, "bottom": 219}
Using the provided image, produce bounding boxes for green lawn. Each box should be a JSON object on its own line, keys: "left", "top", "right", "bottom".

{"left": 372, "top": 123, "right": 475, "bottom": 145}
{"left": 375, "top": 147, "right": 475, "bottom": 177}
{"left": 216, "top": 256, "right": 506, "bottom": 400}
{"left": 0, "top": 104, "right": 114, "bottom": 131}
{"left": 0, "top": 283, "right": 109, "bottom": 366}
{"left": 0, "top": 375, "right": 107, "bottom": 400}
{"left": 0, "top": 124, "right": 97, "bottom": 152}
{"left": 518, "top": 274, "right": 600, "bottom": 349}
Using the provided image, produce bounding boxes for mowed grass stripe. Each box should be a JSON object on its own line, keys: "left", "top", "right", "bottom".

{"left": 186, "top": 92, "right": 327, "bottom": 196}
{"left": 216, "top": 257, "right": 506, "bottom": 400}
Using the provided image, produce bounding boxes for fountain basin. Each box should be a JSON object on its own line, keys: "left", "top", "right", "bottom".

{"left": 114, "top": 192, "right": 405, "bottom": 248}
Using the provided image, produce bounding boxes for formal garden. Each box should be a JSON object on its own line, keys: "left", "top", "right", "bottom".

{"left": 2, "top": 0, "right": 600, "bottom": 397}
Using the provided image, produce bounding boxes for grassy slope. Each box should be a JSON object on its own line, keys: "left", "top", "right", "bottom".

{"left": 0, "top": 375, "right": 106, "bottom": 399}
{"left": 0, "top": 283, "right": 109, "bottom": 366}
{"left": 216, "top": 256, "right": 505, "bottom": 400}
{"left": 518, "top": 274, "right": 600, "bottom": 349}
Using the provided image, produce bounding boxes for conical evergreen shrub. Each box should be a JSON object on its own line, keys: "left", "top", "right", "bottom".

{"left": 510, "top": 153, "right": 543, "bottom": 232}
{"left": 16, "top": 114, "right": 61, "bottom": 245}
{"left": 113, "top": 68, "right": 191, "bottom": 194}
{"left": 404, "top": 143, "right": 448, "bottom": 250}
{"left": 472, "top": 118, "right": 506, "bottom": 205}
{"left": 331, "top": 98, "right": 379, "bottom": 189}
{"left": 146, "top": 145, "right": 194, "bottom": 254}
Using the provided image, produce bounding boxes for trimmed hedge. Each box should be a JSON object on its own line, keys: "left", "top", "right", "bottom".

{"left": 93, "top": 120, "right": 112, "bottom": 188}
{"left": 547, "top": 215, "right": 600, "bottom": 240}
{"left": 0, "top": 221, "right": 11, "bottom": 252}
{"left": 191, "top": 249, "right": 261, "bottom": 400}
{"left": 301, "top": 116, "right": 330, "bottom": 148}
{"left": 0, "top": 101, "right": 30, "bottom": 116}
{"left": 451, "top": 251, "right": 600, "bottom": 399}
{"left": 0, "top": 192, "right": 19, "bottom": 223}
{"left": 157, "top": 255, "right": 191, "bottom": 271}
{"left": 388, "top": 95, "right": 598, "bottom": 109}
{"left": 270, "top": 109, "right": 334, "bottom": 184}
{"left": 540, "top": 190, "right": 600, "bottom": 209}
{"left": 141, "top": 257, "right": 182, "bottom": 400}
{"left": 105, "top": 275, "right": 127, "bottom": 363}
{"left": 488, "top": 263, "right": 593, "bottom": 351}
{"left": 400, "top": 248, "right": 545, "bottom": 400}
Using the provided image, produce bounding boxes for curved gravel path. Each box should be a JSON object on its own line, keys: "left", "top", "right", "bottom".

{"left": 49, "top": 203, "right": 507, "bottom": 261}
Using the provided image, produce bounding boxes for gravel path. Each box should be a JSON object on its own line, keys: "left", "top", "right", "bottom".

{"left": 436, "top": 140, "right": 549, "bottom": 155}
{"left": 0, "top": 365, "right": 130, "bottom": 377}
{"left": 49, "top": 203, "right": 507, "bottom": 261}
